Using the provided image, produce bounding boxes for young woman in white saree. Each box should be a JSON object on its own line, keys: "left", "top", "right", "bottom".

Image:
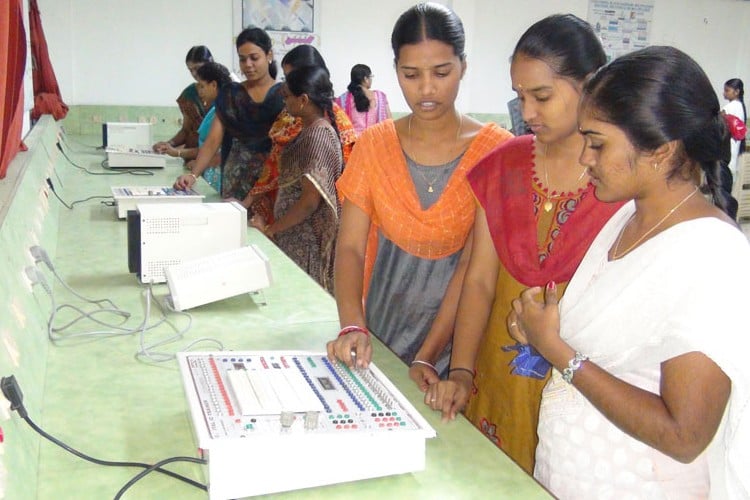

{"left": 510, "top": 46, "right": 750, "bottom": 499}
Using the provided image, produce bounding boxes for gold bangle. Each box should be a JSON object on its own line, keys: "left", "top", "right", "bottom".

{"left": 177, "top": 149, "right": 181, "bottom": 158}
{"left": 188, "top": 173, "right": 197, "bottom": 180}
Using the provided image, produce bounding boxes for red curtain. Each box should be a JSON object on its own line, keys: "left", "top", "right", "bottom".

{"left": 29, "top": 0, "right": 67, "bottom": 121}
{"left": 0, "top": 0, "right": 27, "bottom": 180}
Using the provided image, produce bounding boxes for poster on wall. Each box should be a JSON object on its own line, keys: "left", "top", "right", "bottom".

{"left": 235, "top": 0, "right": 319, "bottom": 75}
{"left": 587, "top": 0, "right": 655, "bottom": 61}
{"left": 269, "top": 32, "right": 320, "bottom": 64}
{"left": 242, "top": 0, "right": 314, "bottom": 32}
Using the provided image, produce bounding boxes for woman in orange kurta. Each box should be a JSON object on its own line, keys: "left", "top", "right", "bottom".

{"left": 326, "top": 3, "right": 512, "bottom": 391}
{"left": 425, "top": 14, "right": 621, "bottom": 474}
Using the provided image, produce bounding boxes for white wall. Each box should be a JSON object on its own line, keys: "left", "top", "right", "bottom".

{"left": 37, "top": 0, "right": 750, "bottom": 114}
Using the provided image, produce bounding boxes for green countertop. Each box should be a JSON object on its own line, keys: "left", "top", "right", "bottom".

{"left": 35, "top": 139, "right": 550, "bottom": 499}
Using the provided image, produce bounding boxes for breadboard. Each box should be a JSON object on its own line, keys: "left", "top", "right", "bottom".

{"left": 177, "top": 351, "right": 436, "bottom": 499}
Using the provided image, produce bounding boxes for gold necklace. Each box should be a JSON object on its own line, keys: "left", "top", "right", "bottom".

{"left": 408, "top": 113, "right": 463, "bottom": 193}
{"left": 540, "top": 143, "right": 588, "bottom": 212}
{"left": 611, "top": 187, "right": 699, "bottom": 259}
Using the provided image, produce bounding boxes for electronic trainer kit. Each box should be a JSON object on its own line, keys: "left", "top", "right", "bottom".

{"left": 111, "top": 186, "right": 204, "bottom": 219}
{"left": 178, "top": 351, "right": 436, "bottom": 499}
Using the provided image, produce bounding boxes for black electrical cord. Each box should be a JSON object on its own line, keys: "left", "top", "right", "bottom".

{"left": 46, "top": 178, "right": 74, "bottom": 209}
{"left": 100, "top": 158, "right": 155, "bottom": 176}
{"left": 22, "top": 415, "right": 207, "bottom": 491}
{"left": 1, "top": 375, "right": 206, "bottom": 493}
{"left": 113, "top": 456, "right": 207, "bottom": 499}
{"left": 56, "top": 142, "right": 153, "bottom": 176}
{"left": 45, "top": 178, "right": 113, "bottom": 210}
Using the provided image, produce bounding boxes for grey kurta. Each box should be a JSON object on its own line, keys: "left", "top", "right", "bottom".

{"left": 365, "top": 154, "right": 463, "bottom": 377}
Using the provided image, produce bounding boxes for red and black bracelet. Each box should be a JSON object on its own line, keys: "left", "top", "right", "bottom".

{"left": 337, "top": 325, "right": 369, "bottom": 338}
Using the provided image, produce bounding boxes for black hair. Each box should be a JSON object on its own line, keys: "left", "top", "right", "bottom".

{"left": 391, "top": 2, "right": 465, "bottom": 62}
{"left": 513, "top": 14, "right": 605, "bottom": 82}
{"left": 185, "top": 45, "right": 213, "bottom": 64}
{"left": 235, "top": 27, "right": 278, "bottom": 80}
{"left": 347, "top": 64, "right": 372, "bottom": 112}
{"left": 285, "top": 65, "right": 339, "bottom": 139}
{"left": 582, "top": 45, "right": 730, "bottom": 213}
{"left": 196, "top": 62, "right": 232, "bottom": 89}
{"left": 280, "top": 45, "right": 329, "bottom": 75}
{"left": 725, "top": 77, "right": 746, "bottom": 152}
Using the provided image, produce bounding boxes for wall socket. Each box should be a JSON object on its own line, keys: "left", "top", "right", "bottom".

{"left": 1, "top": 329, "right": 20, "bottom": 368}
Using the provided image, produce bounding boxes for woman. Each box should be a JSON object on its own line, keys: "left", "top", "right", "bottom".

{"left": 246, "top": 45, "right": 357, "bottom": 223}
{"left": 326, "top": 4, "right": 512, "bottom": 381}
{"left": 426, "top": 14, "right": 621, "bottom": 474}
{"left": 153, "top": 45, "right": 213, "bottom": 155}
{"left": 174, "top": 28, "right": 283, "bottom": 220}
{"left": 723, "top": 78, "right": 746, "bottom": 177}
{"left": 510, "top": 46, "right": 750, "bottom": 499}
{"left": 162, "top": 62, "right": 232, "bottom": 192}
{"left": 337, "top": 64, "right": 391, "bottom": 134}
{"left": 249, "top": 66, "right": 342, "bottom": 293}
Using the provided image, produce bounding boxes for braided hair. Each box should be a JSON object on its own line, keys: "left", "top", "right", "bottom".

{"left": 347, "top": 64, "right": 372, "bottom": 113}
{"left": 285, "top": 65, "right": 340, "bottom": 140}
{"left": 725, "top": 78, "right": 746, "bottom": 152}
{"left": 583, "top": 46, "right": 731, "bottom": 215}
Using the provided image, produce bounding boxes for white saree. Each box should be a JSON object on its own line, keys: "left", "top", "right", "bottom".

{"left": 534, "top": 201, "right": 750, "bottom": 499}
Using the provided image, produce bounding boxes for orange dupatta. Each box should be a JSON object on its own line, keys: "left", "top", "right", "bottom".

{"left": 337, "top": 119, "right": 512, "bottom": 294}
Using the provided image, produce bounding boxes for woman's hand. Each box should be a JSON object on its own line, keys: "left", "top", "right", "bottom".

{"left": 326, "top": 330, "right": 372, "bottom": 369}
{"left": 164, "top": 145, "right": 181, "bottom": 158}
{"left": 510, "top": 282, "right": 562, "bottom": 358}
{"left": 408, "top": 362, "right": 440, "bottom": 393}
{"left": 424, "top": 370, "right": 473, "bottom": 422}
{"left": 249, "top": 213, "right": 267, "bottom": 232}
{"left": 174, "top": 173, "right": 196, "bottom": 191}
{"left": 153, "top": 141, "right": 171, "bottom": 153}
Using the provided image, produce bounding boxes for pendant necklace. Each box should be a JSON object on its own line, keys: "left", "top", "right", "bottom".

{"left": 611, "top": 186, "right": 699, "bottom": 259}
{"left": 541, "top": 143, "right": 588, "bottom": 212}
{"left": 408, "top": 113, "right": 463, "bottom": 193}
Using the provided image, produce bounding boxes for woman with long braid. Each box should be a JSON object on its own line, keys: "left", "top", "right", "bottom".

{"left": 250, "top": 65, "right": 342, "bottom": 293}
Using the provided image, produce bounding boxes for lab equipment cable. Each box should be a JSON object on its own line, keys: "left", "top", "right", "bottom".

{"left": 54, "top": 141, "right": 154, "bottom": 176}
{"left": 44, "top": 177, "right": 114, "bottom": 210}
{"left": 0, "top": 375, "right": 207, "bottom": 494}
{"left": 135, "top": 284, "right": 224, "bottom": 364}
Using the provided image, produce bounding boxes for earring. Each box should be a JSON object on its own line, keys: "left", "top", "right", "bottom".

{"left": 653, "top": 162, "right": 660, "bottom": 171}
{"left": 298, "top": 103, "right": 304, "bottom": 112}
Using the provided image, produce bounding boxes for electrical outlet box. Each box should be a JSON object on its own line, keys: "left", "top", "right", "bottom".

{"left": 1, "top": 330, "right": 20, "bottom": 368}
{"left": 0, "top": 389, "right": 11, "bottom": 421}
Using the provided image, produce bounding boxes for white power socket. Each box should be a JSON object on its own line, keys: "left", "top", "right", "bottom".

{"left": 8, "top": 299, "right": 26, "bottom": 329}
{"left": 20, "top": 268, "right": 33, "bottom": 293}
{"left": 0, "top": 391, "right": 11, "bottom": 421}
{"left": 2, "top": 329, "right": 20, "bottom": 368}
